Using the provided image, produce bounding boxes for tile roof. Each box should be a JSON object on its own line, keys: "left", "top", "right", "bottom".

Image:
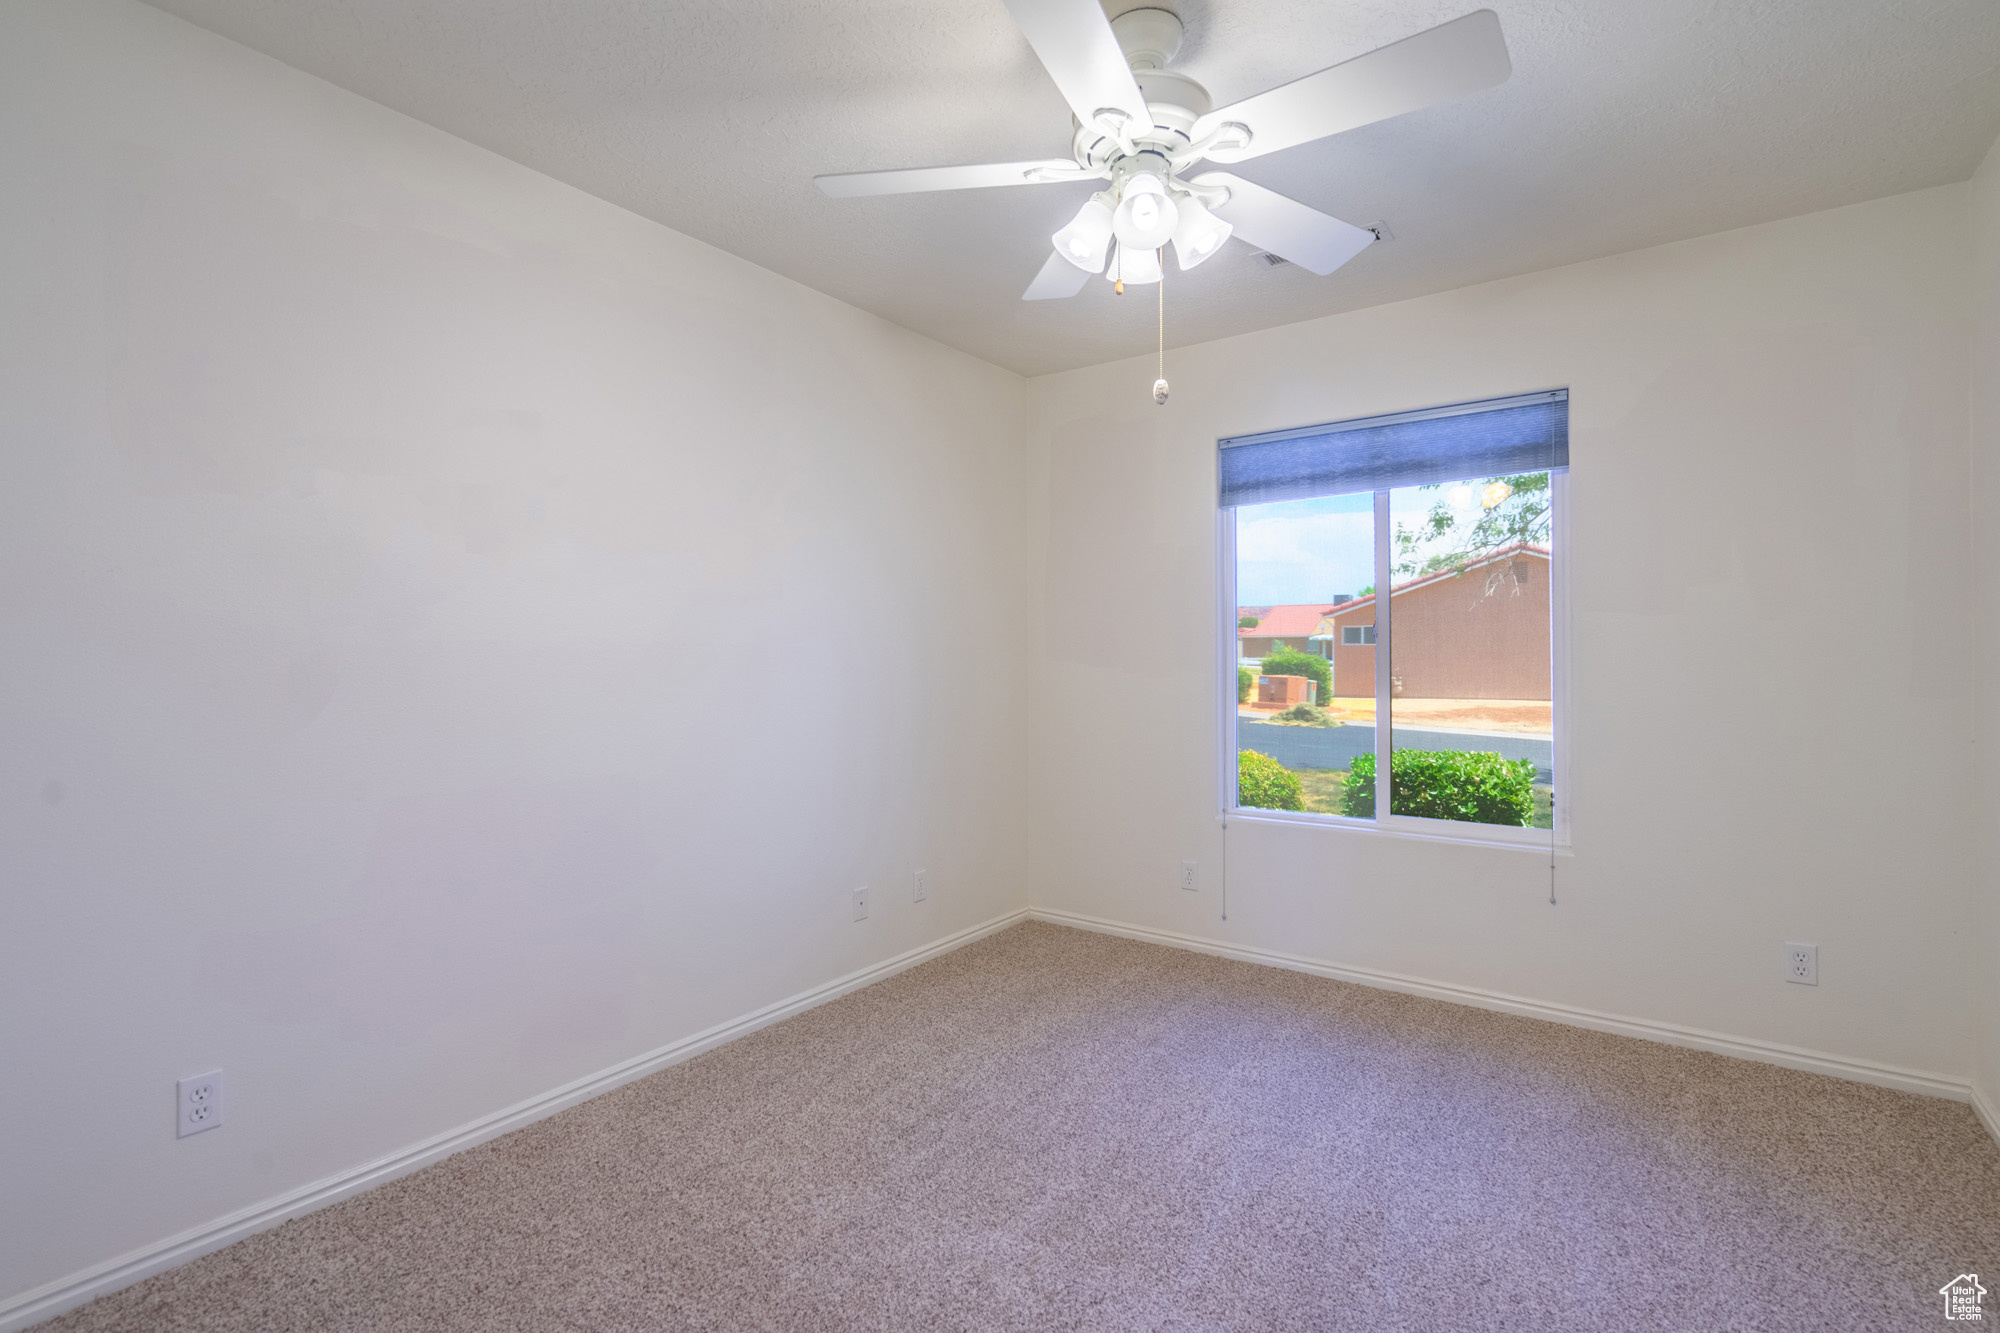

{"left": 1241, "top": 545, "right": 1549, "bottom": 641}
{"left": 1313, "top": 542, "right": 1549, "bottom": 628}
{"left": 1238, "top": 603, "right": 1345, "bottom": 639}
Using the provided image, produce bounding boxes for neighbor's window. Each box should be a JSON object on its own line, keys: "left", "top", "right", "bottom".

{"left": 1221, "top": 391, "right": 1567, "bottom": 842}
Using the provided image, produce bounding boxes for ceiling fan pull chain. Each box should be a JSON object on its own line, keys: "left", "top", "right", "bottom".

{"left": 1153, "top": 250, "right": 1169, "bottom": 405}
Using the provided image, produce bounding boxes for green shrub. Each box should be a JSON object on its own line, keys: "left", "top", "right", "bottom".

{"left": 1340, "top": 750, "right": 1536, "bottom": 825}
{"left": 1260, "top": 646, "right": 1331, "bottom": 703}
{"left": 1238, "top": 616, "right": 1260, "bottom": 630}
{"left": 1340, "top": 754, "right": 1376, "bottom": 817}
{"left": 1274, "top": 703, "right": 1333, "bottom": 725}
{"left": 1238, "top": 750, "right": 1303, "bottom": 811}
{"left": 1237, "top": 666, "right": 1254, "bottom": 703}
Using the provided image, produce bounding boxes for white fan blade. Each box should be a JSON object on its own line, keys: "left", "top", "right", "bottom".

{"left": 1195, "top": 173, "right": 1375, "bottom": 276}
{"left": 1194, "top": 10, "right": 1509, "bottom": 164}
{"left": 1001, "top": 0, "right": 1153, "bottom": 139}
{"left": 1023, "top": 249, "right": 1092, "bottom": 300}
{"left": 817, "top": 160, "right": 1094, "bottom": 198}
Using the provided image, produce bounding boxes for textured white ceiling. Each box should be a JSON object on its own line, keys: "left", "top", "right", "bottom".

{"left": 143, "top": 0, "right": 2000, "bottom": 376}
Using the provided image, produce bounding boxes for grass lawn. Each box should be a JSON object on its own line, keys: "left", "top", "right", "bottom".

{"left": 1287, "top": 768, "right": 1555, "bottom": 829}
{"left": 1297, "top": 769, "right": 1349, "bottom": 816}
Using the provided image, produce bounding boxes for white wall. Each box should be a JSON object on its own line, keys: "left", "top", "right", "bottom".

{"left": 1971, "top": 136, "right": 2000, "bottom": 1121}
{"left": 0, "top": 0, "right": 1029, "bottom": 1308}
{"left": 1026, "top": 185, "right": 1979, "bottom": 1084}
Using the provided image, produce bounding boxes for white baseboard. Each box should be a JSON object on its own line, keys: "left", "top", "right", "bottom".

{"left": 1974, "top": 1082, "right": 2000, "bottom": 1153}
{"left": 0, "top": 907, "right": 1030, "bottom": 1333}
{"left": 12, "top": 904, "right": 1986, "bottom": 1331}
{"left": 1027, "top": 908, "right": 1975, "bottom": 1105}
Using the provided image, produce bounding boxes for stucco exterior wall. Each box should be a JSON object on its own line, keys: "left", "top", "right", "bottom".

{"left": 1323, "top": 554, "right": 1552, "bottom": 700}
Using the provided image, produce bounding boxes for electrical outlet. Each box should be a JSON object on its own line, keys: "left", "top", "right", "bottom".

{"left": 1785, "top": 943, "right": 1818, "bottom": 986}
{"left": 852, "top": 886, "right": 869, "bottom": 922}
{"left": 1180, "top": 860, "right": 1197, "bottom": 892}
{"left": 178, "top": 1070, "right": 224, "bottom": 1138}
{"left": 913, "top": 869, "right": 929, "bottom": 902}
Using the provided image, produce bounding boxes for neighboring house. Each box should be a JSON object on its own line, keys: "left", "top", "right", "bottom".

{"left": 1237, "top": 600, "right": 1349, "bottom": 661}
{"left": 1310, "top": 543, "right": 1551, "bottom": 700}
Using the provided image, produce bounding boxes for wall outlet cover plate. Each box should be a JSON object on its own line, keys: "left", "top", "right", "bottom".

{"left": 178, "top": 1070, "right": 224, "bottom": 1137}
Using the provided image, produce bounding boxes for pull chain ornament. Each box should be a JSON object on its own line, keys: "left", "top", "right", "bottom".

{"left": 1152, "top": 250, "right": 1169, "bottom": 405}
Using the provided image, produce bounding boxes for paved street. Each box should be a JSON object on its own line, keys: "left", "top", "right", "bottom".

{"left": 1238, "top": 720, "right": 1552, "bottom": 782}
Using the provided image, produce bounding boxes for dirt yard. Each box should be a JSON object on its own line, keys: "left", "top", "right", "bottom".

{"left": 1239, "top": 696, "right": 1551, "bottom": 735}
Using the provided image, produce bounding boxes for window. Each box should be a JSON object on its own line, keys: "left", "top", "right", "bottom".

{"left": 1220, "top": 391, "right": 1568, "bottom": 843}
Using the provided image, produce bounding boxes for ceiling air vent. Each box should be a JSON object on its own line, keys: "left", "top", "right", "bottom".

{"left": 1252, "top": 251, "right": 1291, "bottom": 267}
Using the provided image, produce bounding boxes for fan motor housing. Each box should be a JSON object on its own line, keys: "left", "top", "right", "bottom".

{"left": 1135, "top": 70, "right": 1210, "bottom": 129}
{"left": 1116, "top": 8, "right": 1209, "bottom": 133}
{"left": 1070, "top": 77, "right": 1211, "bottom": 167}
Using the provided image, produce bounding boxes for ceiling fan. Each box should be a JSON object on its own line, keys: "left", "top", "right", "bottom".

{"left": 815, "top": 2, "right": 1511, "bottom": 300}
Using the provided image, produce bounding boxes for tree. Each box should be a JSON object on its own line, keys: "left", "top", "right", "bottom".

{"left": 1393, "top": 472, "right": 1549, "bottom": 597}
{"left": 1238, "top": 616, "right": 1260, "bottom": 629}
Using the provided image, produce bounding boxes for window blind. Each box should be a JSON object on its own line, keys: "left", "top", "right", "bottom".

{"left": 1218, "top": 390, "right": 1568, "bottom": 508}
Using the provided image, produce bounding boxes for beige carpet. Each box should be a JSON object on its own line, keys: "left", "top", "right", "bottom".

{"left": 42, "top": 922, "right": 2000, "bottom": 1331}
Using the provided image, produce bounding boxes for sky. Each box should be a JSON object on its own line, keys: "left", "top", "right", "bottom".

{"left": 1235, "top": 482, "right": 1513, "bottom": 606}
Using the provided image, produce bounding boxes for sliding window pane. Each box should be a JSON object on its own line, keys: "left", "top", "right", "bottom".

{"left": 1233, "top": 494, "right": 1375, "bottom": 816}
{"left": 1385, "top": 474, "right": 1554, "bottom": 828}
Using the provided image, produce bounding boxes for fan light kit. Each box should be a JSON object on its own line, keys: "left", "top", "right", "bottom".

{"left": 817, "top": 2, "right": 1512, "bottom": 401}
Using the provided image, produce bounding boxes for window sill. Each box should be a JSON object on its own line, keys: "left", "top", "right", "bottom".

{"left": 1224, "top": 806, "right": 1572, "bottom": 855}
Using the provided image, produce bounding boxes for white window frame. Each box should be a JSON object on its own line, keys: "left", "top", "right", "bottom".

{"left": 1339, "top": 625, "right": 1377, "bottom": 646}
{"left": 1217, "top": 474, "right": 1571, "bottom": 851}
